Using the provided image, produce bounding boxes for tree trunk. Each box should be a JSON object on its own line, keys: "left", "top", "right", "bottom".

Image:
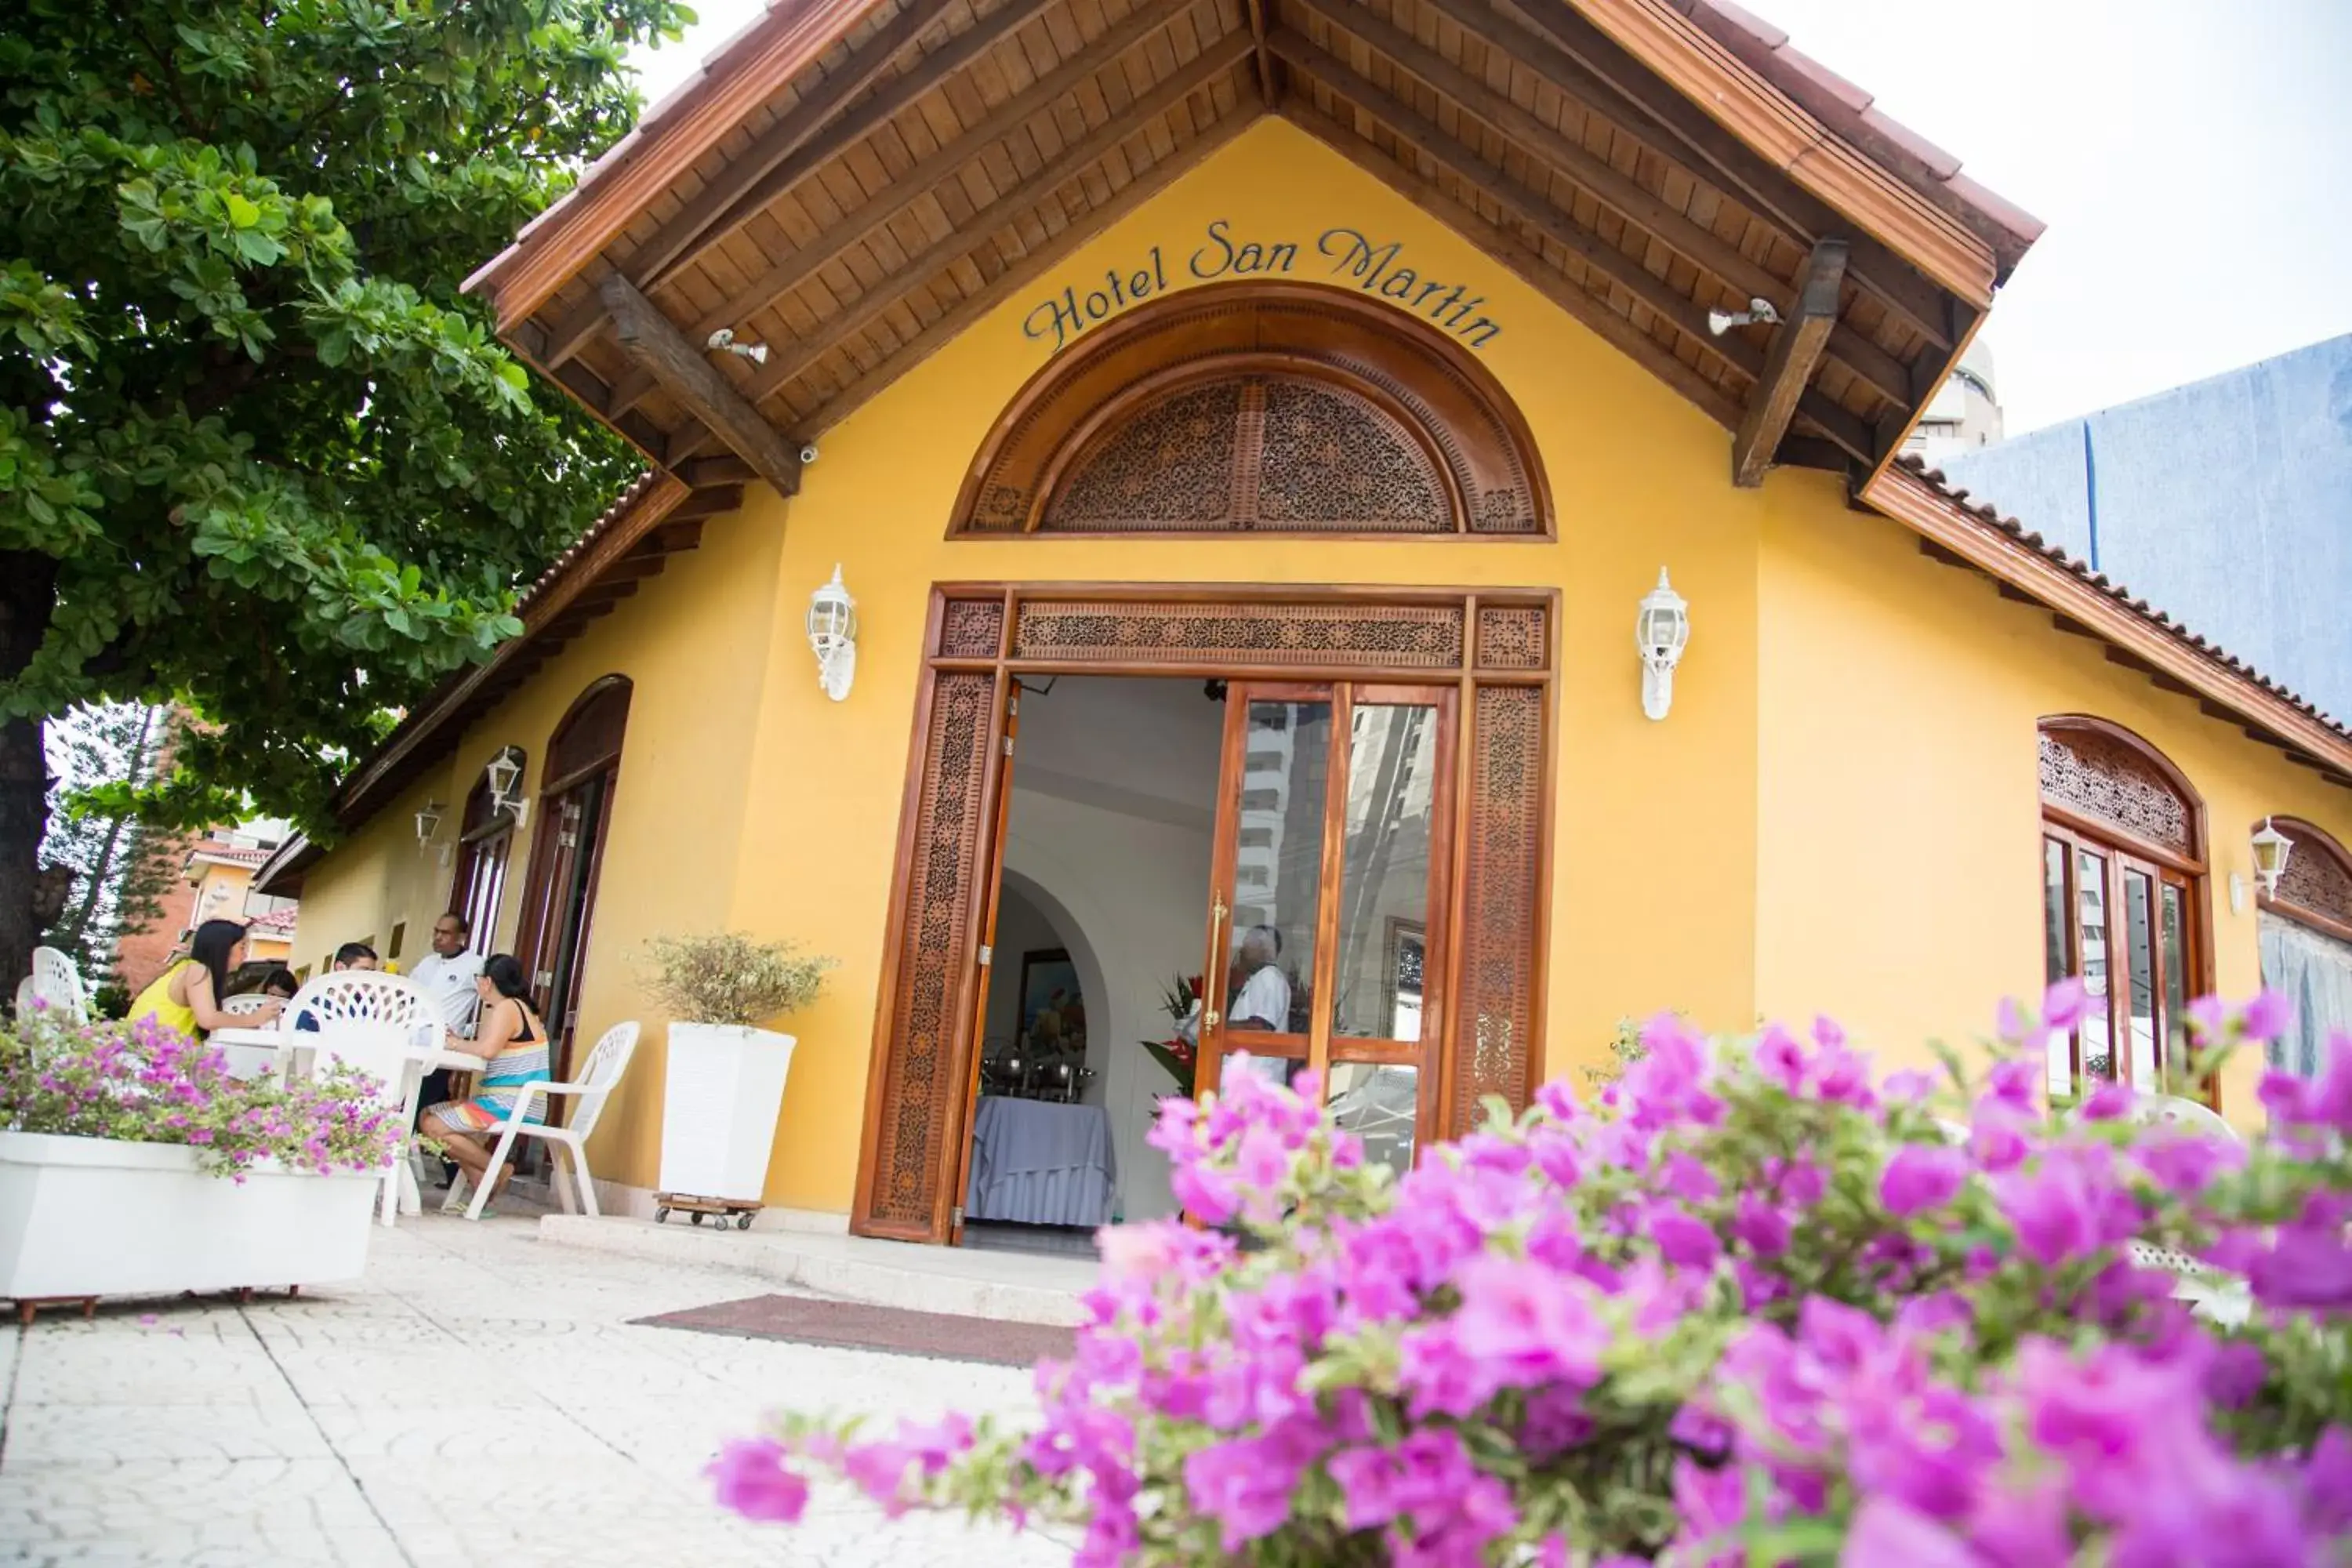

{"left": 0, "top": 554, "right": 60, "bottom": 997}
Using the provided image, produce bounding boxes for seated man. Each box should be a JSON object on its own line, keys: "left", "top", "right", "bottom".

{"left": 1175, "top": 924, "right": 1300, "bottom": 1089}
{"left": 294, "top": 942, "right": 378, "bottom": 1031}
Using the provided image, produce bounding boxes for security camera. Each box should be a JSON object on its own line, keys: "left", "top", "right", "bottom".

{"left": 798, "top": 444, "right": 819, "bottom": 466}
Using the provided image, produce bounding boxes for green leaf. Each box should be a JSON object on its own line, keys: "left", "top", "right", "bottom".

{"left": 223, "top": 191, "right": 260, "bottom": 228}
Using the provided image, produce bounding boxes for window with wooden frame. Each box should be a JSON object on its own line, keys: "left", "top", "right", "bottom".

{"left": 449, "top": 768, "right": 518, "bottom": 960}
{"left": 2037, "top": 717, "right": 2209, "bottom": 1102}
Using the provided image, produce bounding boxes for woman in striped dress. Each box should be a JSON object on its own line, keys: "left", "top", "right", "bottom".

{"left": 419, "top": 954, "right": 551, "bottom": 1203}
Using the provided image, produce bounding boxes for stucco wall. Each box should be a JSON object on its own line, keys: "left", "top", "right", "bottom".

{"left": 1755, "top": 486, "right": 2352, "bottom": 1125}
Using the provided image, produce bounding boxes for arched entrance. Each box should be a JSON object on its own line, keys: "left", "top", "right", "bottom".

{"left": 514, "top": 677, "right": 630, "bottom": 1076}
{"left": 855, "top": 287, "right": 1558, "bottom": 1244}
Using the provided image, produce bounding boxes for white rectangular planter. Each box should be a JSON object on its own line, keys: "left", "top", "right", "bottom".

{"left": 0, "top": 1132, "right": 380, "bottom": 1301}
{"left": 659, "top": 1023, "right": 797, "bottom": 1203}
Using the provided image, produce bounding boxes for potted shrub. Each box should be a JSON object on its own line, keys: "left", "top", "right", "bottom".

{"left": 0, "top": 1008, "right": 405, "bottom": 1312}
{"left": 706, "top": 989, "right": 2352, "bottom": 1561}
{"left": 642, "top": 932, "right": 834, "bottom": 1211}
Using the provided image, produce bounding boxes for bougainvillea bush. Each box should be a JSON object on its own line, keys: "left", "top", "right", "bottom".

{"left": 1, "top": 1006, "right": 405, "bottom": 1178}
{"left": 712, "top": 988, "right": 2352, "bottom": 1564}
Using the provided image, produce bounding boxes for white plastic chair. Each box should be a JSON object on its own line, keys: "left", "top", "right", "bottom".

{"left": 2129, "top": 1092, "right": 2242, "bottom": 1143}
{"left": 282, "top": 971, "right": 440, "bottom": 1225}
{"left": 2122, "top": 1091, "right": 2250, "bottom": 1325}
{"left": 220, "top": 993, "right": 276, "bottom": 1017}
{"left": 462, "top": 1022, "right": 640, "bottom": 1221}
{"left": 16, "top": 947, "right": 87, "bottom": 1023}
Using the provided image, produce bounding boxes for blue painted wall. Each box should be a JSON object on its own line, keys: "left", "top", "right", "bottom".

{"left": 1941, "top": 335, "right": 2352, "bottom": 724}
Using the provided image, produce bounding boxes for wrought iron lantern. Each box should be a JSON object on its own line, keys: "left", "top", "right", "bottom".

{"left": 414, "top": 800, "right": 444, "bottom": 849}
{"left": 2251, "top": 817, "right": 2295, "bottom": 897}
{"left": 1635, "top": 568, "right": 1690, "bottom": 721}
{"left": 808, "top": 564, "right": 858, "bottom": 702}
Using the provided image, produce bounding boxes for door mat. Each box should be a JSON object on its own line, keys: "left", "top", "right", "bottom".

{"left": 631, "top": 1294, "right": 1076, "bottom": 1367}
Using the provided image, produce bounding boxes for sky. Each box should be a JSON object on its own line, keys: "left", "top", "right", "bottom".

{"left": 626, "top": 0, "right": 2352, "bottom": 437}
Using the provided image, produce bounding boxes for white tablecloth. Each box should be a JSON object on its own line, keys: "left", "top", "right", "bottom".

{"left": 966, "top": 1097, "right": 1116, "bottom": 1227}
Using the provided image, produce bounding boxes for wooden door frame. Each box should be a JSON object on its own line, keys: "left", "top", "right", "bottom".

{"left": 850, "top": 583, "right": 1557, "bottom": 1243}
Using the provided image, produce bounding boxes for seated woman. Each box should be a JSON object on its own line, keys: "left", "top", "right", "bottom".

{"left": 417, "top": 955, "right": 551, "bottom": 1202}
{"left": 128, "top": 919, "right": 283, "bottom": 1038}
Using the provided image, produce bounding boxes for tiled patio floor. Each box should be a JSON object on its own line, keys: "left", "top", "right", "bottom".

{"left": 0, "top": 1214, "right": 1077, "bottom": 1566}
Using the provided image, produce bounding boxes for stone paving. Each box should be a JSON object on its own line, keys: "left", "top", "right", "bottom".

{"left": 0, "top": 1214, "right": 1078, "bottom": 1566}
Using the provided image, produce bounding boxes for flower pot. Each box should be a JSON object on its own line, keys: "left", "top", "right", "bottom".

{"left": 0, "top": 1131, "right": 380, "bottom": 1301}
{"left": 658, "top": 1022, "right": 797, "bottom": 1203}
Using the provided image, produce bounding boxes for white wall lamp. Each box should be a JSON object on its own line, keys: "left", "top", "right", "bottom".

{"left": 414, "top": 800, "right": 444, "bottom": 851}
{"left": 1636, "top": 568, "right": 1690, "bottom": 721}
{"left": 2233, "top": 818, "right": 2296, "bottom": 913}
{"left": 484, "top": 746, "right": 529, "bottom": 829}
{"left": 808, "top": 564, "right": 858, "bottom": 702}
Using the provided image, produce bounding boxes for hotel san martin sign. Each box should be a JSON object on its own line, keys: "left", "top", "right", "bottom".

{"left": 1023, "top": 220, "right": 1504, "bottom": 354}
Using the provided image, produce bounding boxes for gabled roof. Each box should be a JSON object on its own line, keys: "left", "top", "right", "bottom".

{"left": 465, "top": 0, "right": 2037, "bottom": 510}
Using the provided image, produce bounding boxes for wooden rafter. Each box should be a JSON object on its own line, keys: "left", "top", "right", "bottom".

{"left": 627, "top": 4, "right": 942, "bottom": 295}
{"left": 1451, "top": 0, "right": 1952, "bottom": 349}
{"left": 662, "top": 31, "right": 1254, "bottom": 455}
{"left": 670, "top": 0, "right": 1199, "bottom": 366}
{"left": 1243, "top": 0, "right": 1279, "bottom": 108}
{"left": 1274, "top": 29, "right": 1873, "bottom": 462}
{"left": 1732, "top": 239, "right": 1846, "bottom": 486}
{"left": 1284, "top": 103, "right": 1746, "bottom": 430}
{"left": 1293, "top": 0, "right": 1907, "bottom": 405}
{"left": 601, "top": 273, "right": 804, "bottom": 495}
{"left": 799, "top": 111, "right": 1257, "bottom": 439}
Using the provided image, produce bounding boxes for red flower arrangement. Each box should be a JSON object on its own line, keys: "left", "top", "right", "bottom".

{"left": 1140, "top": 973, "right": 1203, "bottom": 1094}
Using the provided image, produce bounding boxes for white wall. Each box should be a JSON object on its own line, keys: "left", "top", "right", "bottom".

{"left": 996, "top": 677, "right": 1221, "bottom": 1221}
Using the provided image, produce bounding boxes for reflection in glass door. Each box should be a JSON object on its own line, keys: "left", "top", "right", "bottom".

{"left": 1200, "top": 683, "right": 1454, "bottom": 1176}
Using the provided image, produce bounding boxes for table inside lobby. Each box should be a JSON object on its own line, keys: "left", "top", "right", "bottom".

{"left": 966, "top": 1096, "right": 1116, "bottom": 1228}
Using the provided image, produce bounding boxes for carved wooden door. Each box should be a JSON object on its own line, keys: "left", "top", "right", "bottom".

{"left": 1200, "top": 681, "right": 1456, "bottom": 1175}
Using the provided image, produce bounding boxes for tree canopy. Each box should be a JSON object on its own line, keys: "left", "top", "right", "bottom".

{"left": 0, "top": 0, "right": 691, "bottom": 982}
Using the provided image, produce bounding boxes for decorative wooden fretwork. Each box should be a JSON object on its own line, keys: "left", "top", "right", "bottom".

{"left": 1451, "top": 683, "right": 1544, "bottom": 1134}
{"left": 2272, "top": 822, "right": 2352, "bottom": 935}
{"left": 1012, "top": 601, "right": 1465, "bottom": 669}
{"left": 1475, "top": 605, "right": 1548, "bottom": 672}
{"left": 936, "top": 598, "right": 1005, "bottom": 660}
{"left": 865, "top": 671, "right": 995, "bottom": 1235}
{"left": 2038, "top": 727, "right": 2195, "bottom": 858}
{"left": 952, "top": 283, "right": 1549, "bottom": 538}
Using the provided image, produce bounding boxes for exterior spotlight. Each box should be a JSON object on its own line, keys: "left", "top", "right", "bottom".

{"left": 1636, "top": 569, "right": 1690, "bottom": 722}
{"left": 1707, "top": 297, "right": 1782, "bottom": 335}
{"left": 808, "top": 564, "right": 858, "bottom": 702}
{"left": 706, "top": 327, "right": 768, "bottom": 365}
{"left": 2251, "top": 817, "right": 2295, "bottom": 898}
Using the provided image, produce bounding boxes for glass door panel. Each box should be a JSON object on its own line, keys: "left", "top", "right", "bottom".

{"left": 2123, "top": 869, "right": 2158, "bottom": 1087}
{"left": 1332, "top": 702, "right": 1442, "bottom": 1043}
{"left": 2077, "top": 848, "right": 2114, "bottom": 1083}
{"left": 1210, "top": 692, "right": 1330, "bottom": 1087}
{"left": 2042, "top": 837, "right": 2073, "bottom": 1096}
{"left": 2161, "top": 881, "right": 2190, "bottom": 1083}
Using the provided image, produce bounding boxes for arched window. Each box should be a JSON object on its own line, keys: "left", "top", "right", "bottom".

{"left": 2038, "top": 717, "right": 2207, "bottom": 1100}
{"left": 448, "top": 750, "right": 523, "bottom": 958}
{"left": 950, "top": 283, "right": 1551, "bottom": 538}
{"left": 2256, "top": 817, "right": 2352, "bottom": 1077}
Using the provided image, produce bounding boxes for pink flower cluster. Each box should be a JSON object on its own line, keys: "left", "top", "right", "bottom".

{"left": 714, "top": 1006, "right": 2352, "bottom": 1564}
{"left": 2, "top": 1007, "right": 407, "bottom": 1178}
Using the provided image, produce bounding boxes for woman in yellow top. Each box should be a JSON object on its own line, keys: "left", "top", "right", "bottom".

{"left": 128, "top": 919, "right": 282, "bottom": 1038}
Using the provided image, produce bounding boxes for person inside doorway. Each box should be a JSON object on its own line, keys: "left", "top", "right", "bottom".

{"left": 1230, "top": 925, "right": 1291, "bottom": 1033}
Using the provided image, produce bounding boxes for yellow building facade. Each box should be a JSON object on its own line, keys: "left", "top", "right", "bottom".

{"left": 263, "top": 2, "right": 2352, "bottom": 1240}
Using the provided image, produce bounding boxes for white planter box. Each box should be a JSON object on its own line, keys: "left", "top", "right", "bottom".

{"left": 0, "top": 1132, "right": 379, "bottom": 1301}
{"left": 658, "top": 1022, "right": 797, "bottom": 1203}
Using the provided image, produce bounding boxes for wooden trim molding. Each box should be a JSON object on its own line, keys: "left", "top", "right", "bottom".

{"left": 1566, "top": 0, "right": 1997, "bottom": 305}
{"left": 950, "top": 282, "right": 1552, "bottom": 539}
{"left": 851, "top": 583, "right": 1555, "bottom": 1242}
{"left": 1865, "top": 465, "right": 2352, "bottom": 782}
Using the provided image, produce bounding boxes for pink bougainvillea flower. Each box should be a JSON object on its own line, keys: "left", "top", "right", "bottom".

{"left": 707, "top": 1438, "right": 810, "bottom": 1523}
{"left": 1878, "top": 1143, "right": 1969, "bottom": 1218}
{"left": 2241, "top": 989, "right": 2296, "bottom": 1044}
{"left": 2042, "top": 978, "right": 2093, "bottom": 1031}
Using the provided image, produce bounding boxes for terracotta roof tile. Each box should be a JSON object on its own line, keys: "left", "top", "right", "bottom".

{"left": 513, "top": 467, "right": 667, "bottom": 619}
{"left": 1894, "top": 454, "right": 2348, "bottom": 739}
{"left": 245, "top": 906, "right": 299, "bottom": 935}
{"left": 1678, "top": 0, "right": 2046, "bottom": 270}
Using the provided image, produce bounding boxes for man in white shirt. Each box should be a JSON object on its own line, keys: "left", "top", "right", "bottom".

{"left": 408, "top": 914, "right": 485, "bottom": 1038}
{"left": 1177, "top": 924, "right": 1298, "bottom": 1088}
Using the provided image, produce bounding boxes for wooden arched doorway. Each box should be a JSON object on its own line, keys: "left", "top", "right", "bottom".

{"left": 514, "top": 677, "right": 630, "bottom": 1076}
